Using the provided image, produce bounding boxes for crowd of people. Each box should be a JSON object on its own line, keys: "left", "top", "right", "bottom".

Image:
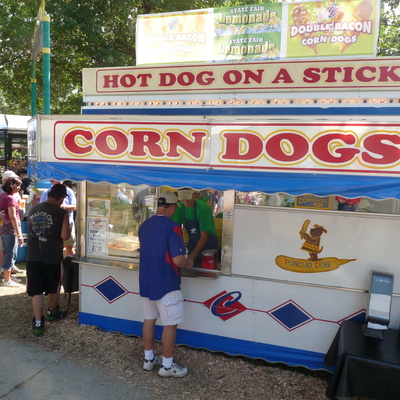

{"left": 0, "top": 170, "right": 76, "bottom": 336}
{"left": 1, "top": 173, "right": 222, "bottom": 378}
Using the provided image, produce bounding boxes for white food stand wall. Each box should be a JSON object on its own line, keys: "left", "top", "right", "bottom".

{"left": 28, "top": 56, "right": 400, "bottom": 370}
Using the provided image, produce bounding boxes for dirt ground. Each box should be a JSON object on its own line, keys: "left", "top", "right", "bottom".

{"left": 0, "top": 263, "right": 332, "bottom": 400}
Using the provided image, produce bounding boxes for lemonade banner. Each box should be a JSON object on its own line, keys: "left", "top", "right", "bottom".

{"left": 136, "top": 0, "right": 380, "bottom": 65}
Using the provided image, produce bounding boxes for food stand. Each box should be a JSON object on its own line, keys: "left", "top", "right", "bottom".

{"left": 27, "top": 0, "right": 400, "bottom": 370}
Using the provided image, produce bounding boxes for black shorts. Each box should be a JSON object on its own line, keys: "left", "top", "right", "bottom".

{"left": 26, "top": 261, "right": 63, "bottom": 297}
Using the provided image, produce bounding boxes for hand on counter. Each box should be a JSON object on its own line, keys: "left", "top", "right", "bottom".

{"left": 173, "top": 254, "right": 194, "bottom": 270}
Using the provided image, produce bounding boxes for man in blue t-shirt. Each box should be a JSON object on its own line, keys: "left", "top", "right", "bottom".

{"left": 139, "top": 191, "right": 193, "bottom": 378}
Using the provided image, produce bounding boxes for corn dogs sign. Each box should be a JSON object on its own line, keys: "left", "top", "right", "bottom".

{"left": 83, "top": 57, "right": 400, "bottom": 95}
{"left": 36, "top": 117, "right": 400, "bottom": 176}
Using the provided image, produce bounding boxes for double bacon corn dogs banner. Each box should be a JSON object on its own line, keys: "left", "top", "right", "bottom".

{"left": 136, "top": 0, "right": 380, "bottom": 65}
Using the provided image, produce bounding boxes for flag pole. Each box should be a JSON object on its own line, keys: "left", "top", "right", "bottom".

{"left": 42, "top": 9, "right": 51, "bottom": 115}
{"left": 30, "top": 0, "right": 51, "bottom": 116}
{"left": 30, "top": 29, "right": 37, "bottom": 117}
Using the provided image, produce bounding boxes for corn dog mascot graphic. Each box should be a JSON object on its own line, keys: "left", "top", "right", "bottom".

{"left": 275, "top": 219, "right": 356, "bottom": 273}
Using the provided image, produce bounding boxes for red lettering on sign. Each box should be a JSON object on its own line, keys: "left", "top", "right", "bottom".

{"left": 102, "top": 73, "right": 152, "bottom": 88}
{"left": 61, "top": 124, "right": 400, "bottom": 171}
{"left": 312, "top": 133, "right": 359, "bottom": 164}
{"left": 342, "top": 67, "right": 354, "bottom": 83}
{"left": 166, "top": 131, "right": 207, "bottom": 159}
{"left": 223, "top": 70, "right": 242, "bottom": 85}
{"left": 321, "top": 67, "right": 342, "bottom": 83}
{"left": 221, "top": 132, "right": 263, "bottom": 161}
{"left": 303, "top": 68, "right": 321, "bottom": 83}
{"left": 355, "top": 66, "right": 376, "bottom": 83}
{"left": 137, "top": 73, "right": 152, "bottom": 87}
{"left": 271, "top": 68, "right": 294, "bottom": 84}
{"left": 159, "top": 73, "right": 176, "bottom": 87}
{"left": 96, "top": 130, "right": 128, "bottom": 156}
{"left": 64, "top": 129, "right": 93, "bottom": 155}
{"left": 197, "top": 71, "right": 215, "bottom": 85}
{"left": 378, "top": 66, "right": 400, "bottom": 82}
{"left": 177, "top": 72, "right": 195, "bottom": 86}
{"left": 120, "top": 74, "right": 136, "bottom": 88}
{"left": 362, "top": 134, "right": 400, "bottom": 165}
{"left": 129, "top": 130, "right": 164, "bottom": 157}
{"left": 103, "top": 75, "right": 119, "bottom": 88}
{"left": 266, "top": 133, "right": 309, "bottom": 162}
{"left": 242, "top": 69, "right": 264, "bottom": 84}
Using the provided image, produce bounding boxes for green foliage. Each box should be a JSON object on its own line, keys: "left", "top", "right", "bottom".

{"left": 378, "top": 0, "right": 400, "bottom": 56}
{"left": 0, "top": 0, "right": 398, "bottom": 116}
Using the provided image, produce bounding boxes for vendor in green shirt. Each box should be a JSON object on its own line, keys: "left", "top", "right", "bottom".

{"left": 173, "top": 188, "right": 219, "bottom": 264}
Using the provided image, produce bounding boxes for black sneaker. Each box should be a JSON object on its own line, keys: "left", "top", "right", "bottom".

{"left": 47, "top": 305, "right": 67, "bottom": 321}
{"left": 32, "top": 316, "right": 45, "bottom": 335}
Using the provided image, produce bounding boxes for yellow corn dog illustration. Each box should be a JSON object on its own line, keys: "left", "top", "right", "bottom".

{"left": 275, "top": 255, "right": 357, "bottom": 273}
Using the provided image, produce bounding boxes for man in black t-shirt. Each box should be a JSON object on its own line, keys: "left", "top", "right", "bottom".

{"left": 17, "top": 168, "right": 32, "bottom": 196}
{"left": 26, "top": 184, "right": 71, "bottom": 335}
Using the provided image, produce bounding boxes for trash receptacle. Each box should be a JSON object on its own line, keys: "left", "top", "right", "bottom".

{"left": 62, "top": 255, "right": 79, "bottom": 305}
{"left": 16, "top": 221, "right": 27, "bottom": 263}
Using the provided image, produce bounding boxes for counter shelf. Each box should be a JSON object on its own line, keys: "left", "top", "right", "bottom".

{"left": 75, "top": 256, "right": 139, "bottom": 271}
{"left": 75, "top": 256, "right": 221, "bottom": 279}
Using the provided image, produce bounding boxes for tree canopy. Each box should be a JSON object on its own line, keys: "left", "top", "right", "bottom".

{"left": 0, "top": 0, "right": 398, "bottom": 116}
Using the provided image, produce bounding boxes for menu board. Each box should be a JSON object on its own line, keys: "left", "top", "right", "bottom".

{"left": 87, "top": 217, "right": 109, "bottom": 256}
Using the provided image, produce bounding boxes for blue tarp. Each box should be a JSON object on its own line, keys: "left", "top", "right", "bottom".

{"left": 31, "top": 160, "right": 400, "bottom": 200}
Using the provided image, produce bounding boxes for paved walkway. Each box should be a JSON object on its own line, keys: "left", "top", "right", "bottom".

{"left": 0, "top": 339, "right": 152, "bottom": 400}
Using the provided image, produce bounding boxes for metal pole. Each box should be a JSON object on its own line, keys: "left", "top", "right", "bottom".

{"left": 31, "top": 57, "right": 37, "bottom": 116}
{"left": 42, "top": 13, "right": 51, "bottom": 115}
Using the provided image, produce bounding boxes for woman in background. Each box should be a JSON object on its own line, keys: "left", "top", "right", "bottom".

{"left": 0, "top": 177, "right": 23, "bottom": 287}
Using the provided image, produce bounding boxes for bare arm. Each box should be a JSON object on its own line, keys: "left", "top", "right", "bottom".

{"left": 8, "top": 206, "right": 23, "bottom": 245}
{"left": 61, "top": 204, "right": 76, "bottom": 212}
{"left": 61, "top": 212, "right": 71, "bottom": 241}
{"left": 172, "top": 254, "right": 193, "bottom": 270}
{"left": 188, "top": 231, "right": 209, "bottom": 261}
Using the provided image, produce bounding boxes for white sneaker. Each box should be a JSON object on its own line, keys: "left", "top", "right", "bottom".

{"left": 2, "top": 279, "right": 20, "bottom": 287}
{"left": 158, "top": 362, "right": 188, "bottom": 378}
{"left": 143, "top": 354, "right": 162, "bottom": 371}
{"left": 11, "top": 266, "right": 23, "bottom": 274}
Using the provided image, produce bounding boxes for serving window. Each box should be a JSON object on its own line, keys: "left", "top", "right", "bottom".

{"left": 85, "top": 182, "right": 156, "bottom": 259}
{"left": 235, "top": 191, "right": 400, "bottom": 215}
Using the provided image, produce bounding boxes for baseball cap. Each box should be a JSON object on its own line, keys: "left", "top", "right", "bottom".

{"left": 157, "top": 191, "right": 178, "bottom": 206}
{"left": 48, "top": 183, "right": 68, "bottom": 199}
{"left": 2, "top": 170, "right": 18, "bottom": 182}
{"left": 177, "top": 188, "right": 194, "bottom": 201}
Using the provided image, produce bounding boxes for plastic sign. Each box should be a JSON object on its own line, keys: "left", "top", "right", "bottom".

{"left": 136, "top": 0, "right": 380, "bottom": 65}
{"left": 31, "top": 117, "right": 400, "bottom": 177}
{"left": 82, "top": 57, "right": 400, "bottom": 95}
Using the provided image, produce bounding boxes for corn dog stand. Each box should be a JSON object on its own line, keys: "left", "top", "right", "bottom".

{"left": 28, "top": 2, "right": 400, "bottom": 371}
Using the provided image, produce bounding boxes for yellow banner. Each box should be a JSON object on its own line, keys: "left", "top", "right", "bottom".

{"left": 287, "top": 0, "right": 380, "bottom": 58}
{"left": 136, "top": 10, "right": 214, "bottom": 65}
{"left": 136, "top": 1, "right": 380, "bottom": 65}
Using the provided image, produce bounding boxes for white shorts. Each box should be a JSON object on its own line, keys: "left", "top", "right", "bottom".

{"left": 142, "top": 290, "right": 184, "bottom": 326}
{"left": 63, "top": 222, "right": 76, "bottom": 247}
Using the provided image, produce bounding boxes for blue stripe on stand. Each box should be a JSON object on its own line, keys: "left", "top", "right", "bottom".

{"left": 79, "top": 312, "right": 332, "bottom": 371}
